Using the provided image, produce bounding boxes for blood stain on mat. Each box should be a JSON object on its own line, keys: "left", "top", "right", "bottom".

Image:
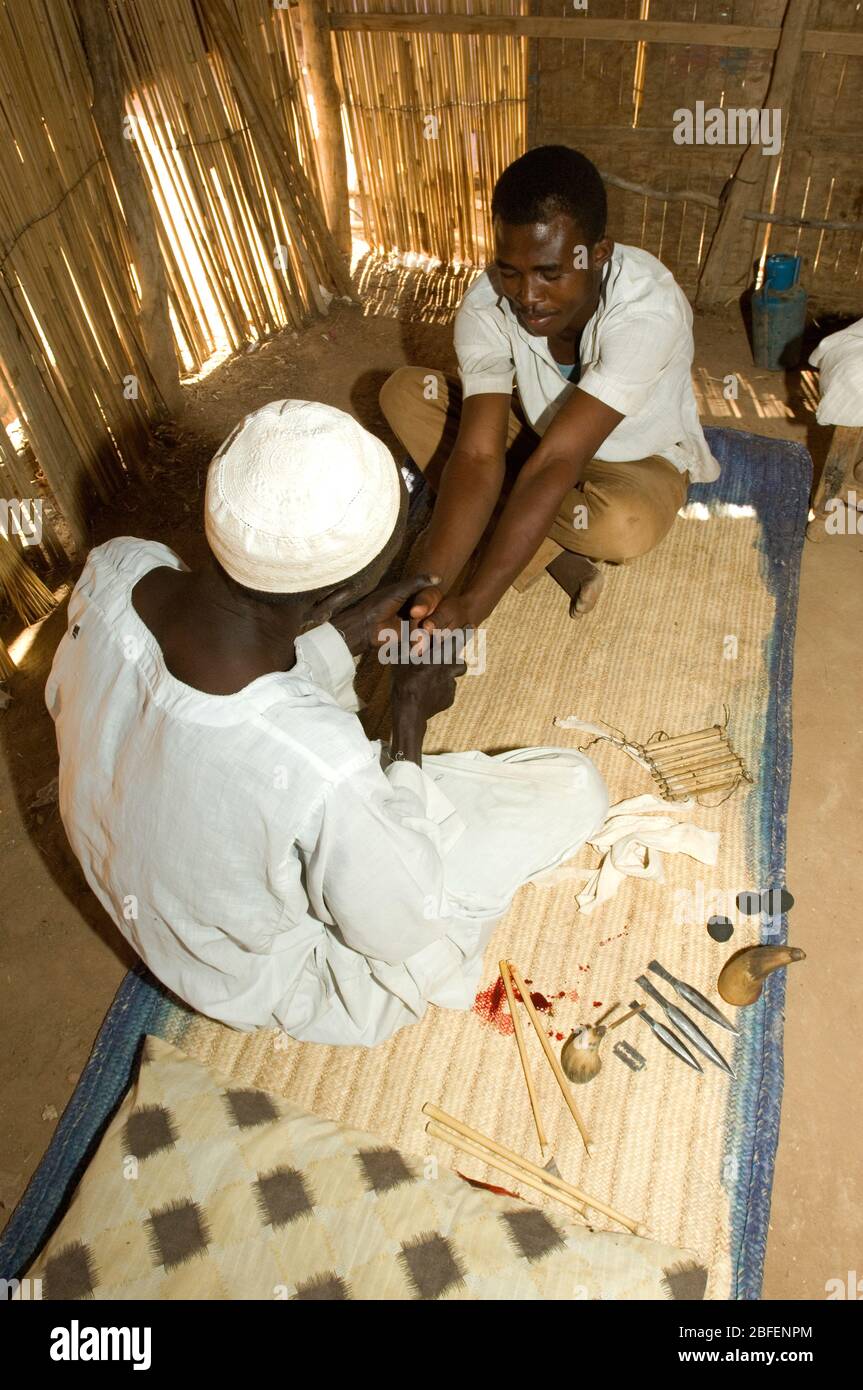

{"left": 472, "top": 977, "right": 514, "bottom": 1035}
{"left": 518, "top": 988, "right": 553, "bottom": 1014}
{"left": 474, "top": 978, "right": 557, "bottom": 1033}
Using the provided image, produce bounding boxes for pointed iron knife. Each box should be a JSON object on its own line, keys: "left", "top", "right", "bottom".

{"left": 636, "top": 976, "right": 735, "bottom": 1076}
{"left": 648, "top": 959, "right": 739, "bottom": 1034}
{"left": 629, "top": 999, "right": 703, "bottom": 1073}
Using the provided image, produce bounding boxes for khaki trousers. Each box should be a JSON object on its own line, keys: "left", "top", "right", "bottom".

{"left": 379, "top": 367, "right": 689, "bottom": 583}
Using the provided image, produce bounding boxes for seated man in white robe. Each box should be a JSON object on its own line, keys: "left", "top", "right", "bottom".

{"left": 46, "top": 400, "right": 608, "bottom": 1047}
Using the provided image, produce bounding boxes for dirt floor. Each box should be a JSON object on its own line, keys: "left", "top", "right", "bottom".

{"left": 0, "top": 282, "right": 860, "bottom": 1300}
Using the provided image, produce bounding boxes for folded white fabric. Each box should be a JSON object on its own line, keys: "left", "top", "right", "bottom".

{"left": 809, "top": 318, "right": 863, "bottom": 427}
{"left": 575, "top": 792, "right": 720, "bottom": 912}
{"left": 531, "top": 792, "right": 720, "bottom": 914}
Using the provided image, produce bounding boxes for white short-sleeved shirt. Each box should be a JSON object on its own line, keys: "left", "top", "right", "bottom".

{"left": 454, "top": 243, "right": 720, "bottom": 482}
{"left": 45, "top": 538, "right": 608, "bottom": 1046}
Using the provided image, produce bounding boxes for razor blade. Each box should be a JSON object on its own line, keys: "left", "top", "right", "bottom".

{"left": 613, "top": 1040, "right": 646, "bottom": 1072}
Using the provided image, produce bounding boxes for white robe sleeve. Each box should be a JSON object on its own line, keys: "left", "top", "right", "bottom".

{"left": 300, "top": 755, "right": 468, "bottom": 966}
{"left": 294, "top": 623, "right": 360, "bottom": 712}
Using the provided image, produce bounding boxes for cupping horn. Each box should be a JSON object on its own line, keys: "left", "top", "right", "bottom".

{"left": 718, "top": 945, "right": 806, "bottom": 1006}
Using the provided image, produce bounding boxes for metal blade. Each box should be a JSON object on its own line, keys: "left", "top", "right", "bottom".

{"left": 630, "top": 1000, "right": 703, "bottom": 1072}
{"left": 671, "top": 981, "right": 739, "bottom": 1035}
{"left": 646, "top": 959, "right": 678, "bottom": 989}
{"left": 662, "top": 1002, "right": 735, "bottom": 1077}
{"left": 648, "top": 960, "right": 739, "bottom": 1034}
{"left": 635, "top": 974, "right": 670, "bottom": 1013}
{"left": 637, "top": 976, "right": 735, "bottom": 1076}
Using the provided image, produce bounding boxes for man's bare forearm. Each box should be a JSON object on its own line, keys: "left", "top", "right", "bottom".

{"left": 449, "top": 390, "right": 625, "bottom": 622}
{"left": 461, "top": 455, "right": 576, "bottom": 619}
{"left": 417, "top": 449, "right": 505, "bottom": 590}
{"left": 389, "top": 694, "right": 426, "bottom": 766}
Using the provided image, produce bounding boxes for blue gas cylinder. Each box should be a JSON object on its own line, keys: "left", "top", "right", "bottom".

{"left": 751, "top": 254, "right": 807, "bottom": 371}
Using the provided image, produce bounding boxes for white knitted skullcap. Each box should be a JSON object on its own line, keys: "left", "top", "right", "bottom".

{"left": 204, "top": 400, "right": 401, "bottom": 592}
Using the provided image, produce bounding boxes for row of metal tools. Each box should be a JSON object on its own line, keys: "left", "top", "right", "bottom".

{"left": 561, "top": 958, "right": 738, "bottom": 1082}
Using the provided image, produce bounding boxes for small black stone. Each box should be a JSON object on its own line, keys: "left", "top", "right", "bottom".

{"left": 708, "top": 916, "right": 734, "bottom": 942}
{"left": 735, "top": 890, "right": 762, "bottom": 916}
{"left": 762, "top": 886, "right": 794, "bottom": 916}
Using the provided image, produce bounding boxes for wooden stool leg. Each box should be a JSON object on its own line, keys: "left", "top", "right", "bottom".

{"left": 512, "top": 536, "right": 563, "bottom": 593}
{"left": 811, "top": 425, "right": 863, "bottom": 515}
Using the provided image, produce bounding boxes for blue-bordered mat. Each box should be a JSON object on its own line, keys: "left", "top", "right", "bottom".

{"left": 0, "top": 428, "right": 812, "bottom": 1297}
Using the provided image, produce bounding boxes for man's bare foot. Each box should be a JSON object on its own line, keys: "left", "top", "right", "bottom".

{"left": 546, "top": 551, "right": 606, "bottom": 616}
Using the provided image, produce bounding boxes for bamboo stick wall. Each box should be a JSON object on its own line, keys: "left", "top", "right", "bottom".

{"left": 2, "top": 0, "right": 498, "bottom": 627}
{"left": 332, "top": 0, "right": 528, "bottom": 263}
{"left": 0, "top": 0, "right": 156, "bottom": 553}
{"left": 528, "top": 0, "right": 863, "bottom": 310}
{"left": 110, "top": 0, "right": 347, "bottom": 371}
{"left": 0, "top": 0, "right": 349, "bottom": 612}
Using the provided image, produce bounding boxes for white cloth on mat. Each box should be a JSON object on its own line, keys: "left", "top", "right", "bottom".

{"left": 574, "top": 793, "right": 720, "bottom": 913}
{"left": 547, "top": 717, "right": 721, "bottom": 911}
{"left": 809, "top": 318, "right": 863, "bottom": 426}
{"left": 529, "top": 793, "right": 720, "bottom": 913}
{"left": 45, "top": 537, "right": 609, "bottom": 1048}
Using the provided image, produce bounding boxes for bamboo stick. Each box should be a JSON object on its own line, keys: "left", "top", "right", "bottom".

{"left": 0, "top": 636, "right": 16, "bottom": 680}
{"left": 652, "top": 750, "right": 734, "bottom": 773}
{"left": 0, "top": 535, "right": 57, "bottom": 625}
{"left": 663, "top": 756, "right": 744, "bottom": 781}
{"left": 665, "top": 780, "right": 741, "bottom": 799}
{"left": 423, "top": 1104, "right": 646, "bottom": 1235}
{"left": 426, "top": 1120, "right": 589, "bottom": 1222}
{"left": 73, "top": 0, "right": 182, "bottom": 416}
{"left": 652, "top": 751, "right": 737, "bottom": 772}
{"left": 499, "top": 959, "right": 548, "bottom": 1156}
{"left": 608, "top": 1003, "right": 644, "bottom": 1031}
{"left": 644, "top": 728, "right": 728, "bottom": 750}
{"left": 644, "top": 728, "right": 723, "bottom": 751}
{"left": 664, "top": 778, "right": 741, "bottom": 797}
{"left": 594, "top": 1001, "right": 621, "bottom": 1026}
{"left": 662, "top": 772, "right": 741, "bottom": 789}
{"left": 650, "top": 745, "right": 728, "bottom": 767}
{"left": 508, "top": 961, "right": 593, "bottom": 1155}
{"left": 655, "top": 751, "right": 740, "bottom": 777}
{"left": 646, "top": 731, "right": 729, "bottom": 755}
{"left": 679, "top": 780, "right": 742, "bottom": 797}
